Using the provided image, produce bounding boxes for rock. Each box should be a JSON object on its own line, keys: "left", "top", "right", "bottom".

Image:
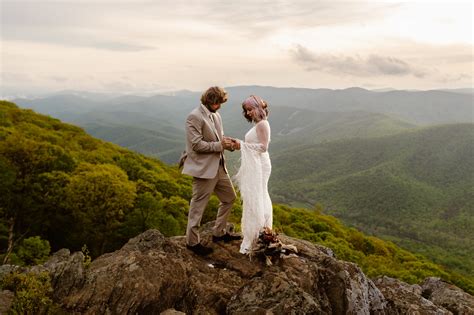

{"left": 375, "top": 276, "right": 452, "bottom": 314}
{"left": 0, "top": 264, "right": 21, "bottom": 282}
{"left": 30, "top": 248, "right": 86, "bottom": 302}
{"left": 0, "top": 290, "right": 14, "bottom": 315}
{"left": 227, "top": 271, "right": 321, "bottom": 314}
{"left": 43, "top": 226, "right": 388, "bottom": 314}
{"left": 5, "top": 225, "right": 472, "bottom": 315}
{"left": 421, "top": 277, "right": 474, "bottom": 314}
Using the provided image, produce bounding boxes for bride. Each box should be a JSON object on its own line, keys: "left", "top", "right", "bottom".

{"left": 230, "top": 95, "right": 272, "bottom": 254}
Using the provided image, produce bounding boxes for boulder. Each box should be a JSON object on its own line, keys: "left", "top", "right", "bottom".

{"left": 30, "top": 248, "right": 86, "bottom": 301}
{"left": 421, "top": 277, "right": 474, "bottom": 314}
{"left": 0, "top": 290, "right": 14, "bottom": 314}
{"left": 375, "top": 276, "right": 451, "bottom": 314}
{"left": 45, "top": 226, "right": 386, "bottom": 314}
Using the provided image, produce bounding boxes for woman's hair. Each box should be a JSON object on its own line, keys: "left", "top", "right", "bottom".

{"left": 242, "top": 95, "right": 269, "bottom": 122}
{"left": 201, "top": 86, "right": 228, "bottom": 106}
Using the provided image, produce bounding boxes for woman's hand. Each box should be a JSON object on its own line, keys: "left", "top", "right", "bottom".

{"left": 223, "top": 137, "right": 241, "bottom": 151}
{"left": 231, "top": 139, "right": 241, "bottom": 150}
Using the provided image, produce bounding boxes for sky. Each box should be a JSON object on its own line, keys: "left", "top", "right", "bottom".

{"left": 0, "top": 0, "right": 473, "bottom": 97}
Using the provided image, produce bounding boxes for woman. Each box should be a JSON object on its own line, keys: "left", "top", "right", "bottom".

{"left": 232, "top": 95, "right": 272, "bottom": 254}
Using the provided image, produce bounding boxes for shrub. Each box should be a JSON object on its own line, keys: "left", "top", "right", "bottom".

{"left": 0, "top": 271, "right": 58, "bottom": 314}
{"left": 17, "top": 236, "right": 51, "bottom": 266}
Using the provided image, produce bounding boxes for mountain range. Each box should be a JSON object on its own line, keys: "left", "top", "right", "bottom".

{"left": 13, "top": 86, "right": 473, "bottom": 163}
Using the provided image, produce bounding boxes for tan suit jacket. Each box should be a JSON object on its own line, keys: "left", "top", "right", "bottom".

{"left": 182, "top": 105, "right": 226, "bottom": 179}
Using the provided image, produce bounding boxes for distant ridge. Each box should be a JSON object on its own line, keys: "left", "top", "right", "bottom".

{"left": 11, "top": 85, "right": 473, "bottom": 163}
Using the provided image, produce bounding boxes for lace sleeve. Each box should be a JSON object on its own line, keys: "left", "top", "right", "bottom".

{"left": 241, "top": 120, "right": 270, "bottom": 153}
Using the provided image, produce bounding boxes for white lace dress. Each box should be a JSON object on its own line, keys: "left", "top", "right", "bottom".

{"left": 234, "top": 120, "right": 272, "bottom": 254}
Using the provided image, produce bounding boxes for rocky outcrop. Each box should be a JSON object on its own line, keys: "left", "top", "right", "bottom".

{"left": 374, "top": 276, "right": 451, "bottom": 314}
{"left": 0, "top": 289, "right": 14, "bottom": 314}
{"left": 421, "top": 277, "right": 474, "bottom": 315}
{"left": 40, "top": 226, "right": 388, "bottom": 314}
{"left": 31, "top": 248, "right": 86, "bottom": 302}
{"left": 2, "top": 225, "right": 473, "bottom": 314}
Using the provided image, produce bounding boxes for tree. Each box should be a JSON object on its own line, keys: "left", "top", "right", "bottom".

{"left": 17, "top": 236, "right": 51, "bottom": 266}
{"left": 0, "top": 156, "right": 16, "bottom": 262}
{"left": 121, "top": 191, "right": 164, "bottom": 239}
{"left": 64, "top": 163, "right": 136, "bottom": 256}
{"left": 0, "top": 131, "right": 75, "bottom": 263}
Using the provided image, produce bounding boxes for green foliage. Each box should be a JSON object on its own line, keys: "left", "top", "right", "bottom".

{"left": 17, "top": 236, "right": 51, "bottom": 266}
{"left": 81, "top": 244, "right": 92, "bottom": 269}
{"left": 0, "top": 271, "right": 58, "bottom": 314}
{"left": 120, "top": 192, "right": 188, "bottom": 238}
{"left": 0, "top": 101, "right": 192, "bottom": 259}
{"left": 64, "top": 162, "right": 137, "bottom": 256}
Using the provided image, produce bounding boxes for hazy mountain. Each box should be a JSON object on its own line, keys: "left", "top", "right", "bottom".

{"left": 12, "top": 95, "right": 192, "bottom": 163}
{"left": 439, "top": 88, "right": 474, "bottom": 95}
{"left": 223, "top": 86, "right": 473, "bottom": 125}
{"left": 73, "top": 110, "right": 185, "bottom": 164}
{"left": 223, "top": 107, "right": 417, "bottom": 173}
{"left": 13, "top": 85, "right": 473, "bottom": 126}
{"left": 12, "top": 85, "right": 471, "bottom": 164}
{"left": 13, "top": 94, "right": 100, "bottom": 116}
{"left": 50, "top": 90, "right": 122, "bottom": 102}
{"left": 270, "top": 123, "right": 474, "bottom": 278}
{"left": 371, "top": 88, "right": 397, "bottom": 92}
{"left": 253, "top": 109, "right": 416, "bottom": 150}
{"left": 14, "top": 89, "right": 423, "bottom": 163}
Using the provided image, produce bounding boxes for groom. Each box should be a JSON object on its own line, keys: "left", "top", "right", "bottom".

{"left": 181, "top": 86, "right": 241, "bottom": 256}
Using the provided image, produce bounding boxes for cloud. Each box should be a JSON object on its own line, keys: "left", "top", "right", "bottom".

{"left": 368, "top": 55, "right": 425, "bottom": 77}
{"left": 1, "top": 72, "right": 35, "bottom": 83}
{"left": 1, "top": 2, "right": 155, "bottom": 51}
{"left": 437, "top": 73, "right": 472, "bottom": 83}
{"left": 49, "top": 76, "right": 70, "bottom": 83}
{"left": 1, "top": 1, "right": 397, "bottom": 46}
{"left": 2, "top": 1, "right": 471, "bottom": 93}
{"left": 89, "top": 42, "right": 155, "bottom": 52}
{"left": 181, "top": 1, "right": 398, "bottom": 39}
{"left": 291, "top": 44, "right": 426, "bottom": 78}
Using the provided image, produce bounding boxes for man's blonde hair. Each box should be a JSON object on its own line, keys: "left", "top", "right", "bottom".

{"left": 201, "top": 86, "right": 228, "bottom": 106}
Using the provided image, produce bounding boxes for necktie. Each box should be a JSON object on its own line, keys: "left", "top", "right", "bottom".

{"left": 210, "top": 113, "right": 226, "bottom": 169}
{"left": 210, "top": 113, "right": 219, "bottom": 136}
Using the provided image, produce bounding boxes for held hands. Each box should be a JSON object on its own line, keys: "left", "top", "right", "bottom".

{"left": 222, "top": 136, "right": 240, "bottom": 151}
{"left": 231, "top": 138, "right": 241, "bottom": 150}
{"left": 221, "top": 137, "right": 233, "bottom": 151}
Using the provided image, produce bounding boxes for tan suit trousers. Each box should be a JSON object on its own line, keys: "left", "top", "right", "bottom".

{"left": 186, "top": 164, "right": 236, "bottom": 246}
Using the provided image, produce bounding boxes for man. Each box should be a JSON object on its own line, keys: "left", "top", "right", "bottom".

{"left": 181, "top": 86, "right": 241, "bottom": 256}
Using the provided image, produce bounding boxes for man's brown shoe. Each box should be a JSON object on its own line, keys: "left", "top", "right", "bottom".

{"left": 212, "top": 233, "right": 242, "bottom": 243}
{"left": 186, "top": 243, "right": 213, "bottom": 256}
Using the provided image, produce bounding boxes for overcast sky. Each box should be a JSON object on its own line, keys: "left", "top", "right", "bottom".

{"left": 1, "top": 0, "right": 472, "bottom": 96}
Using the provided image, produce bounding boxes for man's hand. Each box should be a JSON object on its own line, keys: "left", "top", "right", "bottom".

{"left": 221, "top": 137, "right": 234, "bottom": 151}
{"left": 222, "top": 137, "right": 240, "bottom": 151}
